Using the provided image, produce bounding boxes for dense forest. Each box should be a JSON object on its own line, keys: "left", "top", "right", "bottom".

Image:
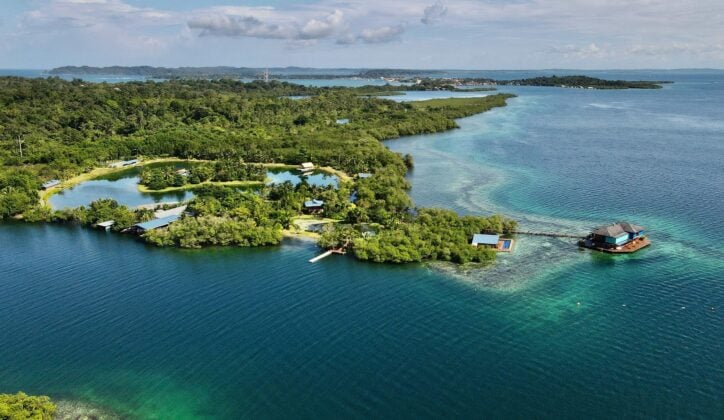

{"left": 139, "top": 159, "right": 266, "bottom": 190}
{"left": 0, "top": 392, "right": 56, "bottom": 419}
{"left": 0, "top": 76, "right": 516, "bottom": 264}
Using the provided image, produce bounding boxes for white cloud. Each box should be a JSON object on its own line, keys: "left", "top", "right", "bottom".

{"left": 188, "top": 9, "right": 348, "bottom": 41}
{"left": 187, "top": 6, "right": 405, "bottom": 46}
{"left": 4, "top": 0, "right": 724, "bottom": 68}
{"left": 299, "top": 9, "right": 346, "bottom": 39}
{"left": 627, "top": 43, "right": 724, "bottom": 57}
{"left": 359, "top": 25, "right": 405, "bottom": 44}
{"left": 188, "top": 15, "right": 293, "bottom": 39}
{"left": 549, "top": 43, "right": 610, "bottom": 59}
{"left": 22, "top": 0, "right": 173, "bottom": 31}
{"left": 421, "top": 1, "right": 447, "bottom": 25}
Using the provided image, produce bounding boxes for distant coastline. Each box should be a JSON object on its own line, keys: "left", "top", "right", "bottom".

{"left": 47, "top": 66, "right": 669, "bottom": 89}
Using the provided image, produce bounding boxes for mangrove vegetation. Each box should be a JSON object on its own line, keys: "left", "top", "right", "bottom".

{"left": 0, "top": 76, "right": 516, "bottom": 264}
{"left": 0, "top": 392, "right": 56, "bottom": 420}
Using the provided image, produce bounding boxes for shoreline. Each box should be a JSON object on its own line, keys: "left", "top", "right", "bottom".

{"left": 17, "top": 94, "right": 518, "bottom": 266}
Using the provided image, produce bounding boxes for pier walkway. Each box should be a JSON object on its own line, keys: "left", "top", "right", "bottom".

{"left": 309, "top": 248, "right": 346, "bottom": 263}
{"left": 512, "top": 231, "right": 584, "bottom": 239}
{"left": 309, "top": 240, "right": 349, "bottom": 263}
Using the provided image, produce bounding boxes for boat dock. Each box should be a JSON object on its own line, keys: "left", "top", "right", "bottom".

{"left": 309, "top": 248, "right": 346, "bottom": 263}
{"left": 309, "top": 241, "right": 348, "bottom": 263}
{"left": 512, "top": 231, "right": 584, "bottom": 239}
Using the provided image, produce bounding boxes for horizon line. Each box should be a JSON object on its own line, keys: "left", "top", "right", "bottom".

{"left": 4, "top": 66, "right": 724, "bottom": 72}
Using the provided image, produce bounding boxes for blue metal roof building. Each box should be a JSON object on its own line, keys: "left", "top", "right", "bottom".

{"left": 472, "top": 234, "right": 500, "bottom": 246}
{"left": 304, "top": 199, "right": 324, "bottom": 208}
{"left": 134, "top": 214, "right": 181, "bottom": 232}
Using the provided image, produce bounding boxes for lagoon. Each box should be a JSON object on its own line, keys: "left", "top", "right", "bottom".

{"left": 48, "top": 165, "right": 339, "bottom": 209}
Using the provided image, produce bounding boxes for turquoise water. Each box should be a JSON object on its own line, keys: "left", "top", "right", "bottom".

{"left": 1, "top": 71, "right": 723, "bottom": 418}
{"left": 389, "top": 91, "right": 492, "bottom": 102}
{"left": 49, "top": 166, "right": 338, "bottom": 209}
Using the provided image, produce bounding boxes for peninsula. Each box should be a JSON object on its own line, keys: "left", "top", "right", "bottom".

{"left": 0, "top": 77, "right": 516, "bottom": 264}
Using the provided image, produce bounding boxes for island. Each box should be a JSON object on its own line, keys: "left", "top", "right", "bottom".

{"left": 494, "top": 75, "right": 667, "bottom": 89}
{"left": 0, "top": 77, "right": 517, "bottom": 264}
{"left": 47, "top": 66, "right": 668, "bottom": 89}
{"left": 395, "top": 76, "right": 666, "bottom": 90}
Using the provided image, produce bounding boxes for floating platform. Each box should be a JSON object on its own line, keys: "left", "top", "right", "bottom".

{"left": 578, "top": 237, "right": 651, "bottom": 254}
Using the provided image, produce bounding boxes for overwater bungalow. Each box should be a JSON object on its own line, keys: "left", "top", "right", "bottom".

{"left": 41, "top": 179, "right": 61, "bottom": 190}
{"left": 303, "top": 199, "right": 324, "bottom": 214}
{"left": 299, "top": 162, "right": 315, "bottom": 173}
{"left": 579, "top": 222, "right": 650, "bottom": 253}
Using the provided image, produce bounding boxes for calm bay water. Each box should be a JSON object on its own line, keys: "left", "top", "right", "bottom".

{"left": 48, "top": 166, "right": 338, "bottom": 210}
{"left": 1, "top": 70, "right": 723, "bottom": 418}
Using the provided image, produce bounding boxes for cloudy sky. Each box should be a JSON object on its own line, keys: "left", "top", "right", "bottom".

{"left": 1, "top": 0, "right": 723, "bottom": 69}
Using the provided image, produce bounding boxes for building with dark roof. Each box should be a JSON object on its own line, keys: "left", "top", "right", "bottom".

{"left": 588, "top": 221, "right": 646, "bottom": 249}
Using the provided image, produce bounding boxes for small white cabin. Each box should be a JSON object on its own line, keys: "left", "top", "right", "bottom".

{"left": 299, "top": 162, "right": 315, "bottom": 172}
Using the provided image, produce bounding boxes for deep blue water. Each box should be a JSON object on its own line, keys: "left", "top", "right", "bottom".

{"left": 1, "top": 70, "right": 723, "bottom": 418}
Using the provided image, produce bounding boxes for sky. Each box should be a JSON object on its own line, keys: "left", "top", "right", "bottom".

{"left": 1, "top": 0, "right": 723, "bottom": 69}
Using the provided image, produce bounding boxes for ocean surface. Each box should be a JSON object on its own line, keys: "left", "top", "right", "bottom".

{"left": 1, "top": 70, "right": 723, "bottom": 419}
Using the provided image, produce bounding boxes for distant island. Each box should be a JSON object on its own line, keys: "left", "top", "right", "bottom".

{"left": 494, "top": 75, "right": 667, "bottom": 89}
{"left": 399, "top": 76, "right": 666, "bottom": 90}
{"left": 48, "top": 66, "right": 668, "bottom": 89}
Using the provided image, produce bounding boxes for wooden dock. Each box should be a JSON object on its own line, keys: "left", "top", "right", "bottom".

{"left": 309, "top": 248, "right": 346, "bottom": 263}
{"left": 512, "top": 231, "right": 584, "bottom": 239}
